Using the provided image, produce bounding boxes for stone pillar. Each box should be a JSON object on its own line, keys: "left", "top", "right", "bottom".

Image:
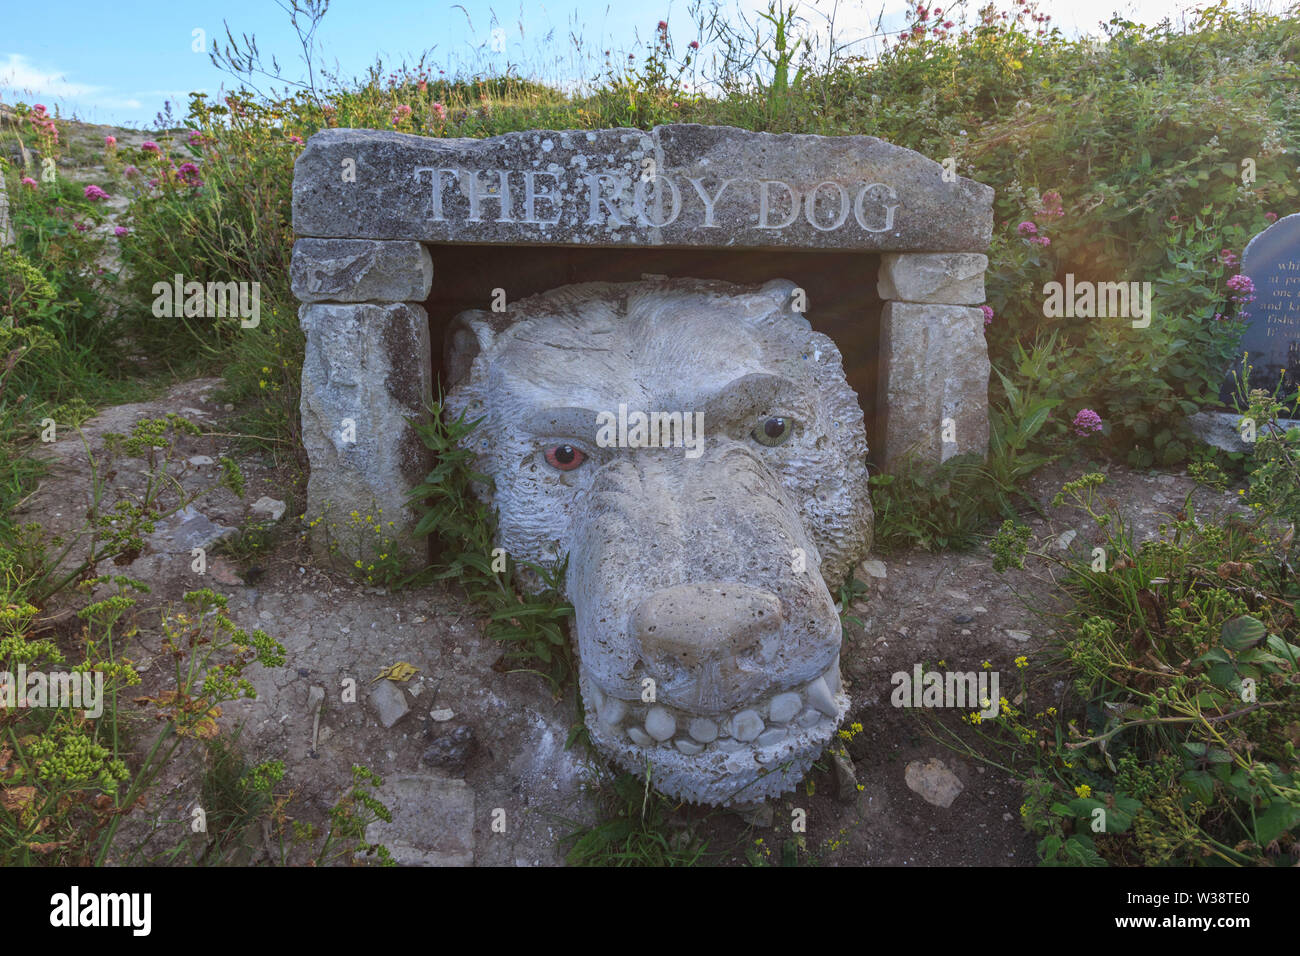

{"left": 876, "top": 253, "right": 991, "bottom": 471}
{"left": 292, "top": 239, "right": 435, "bottom": 569}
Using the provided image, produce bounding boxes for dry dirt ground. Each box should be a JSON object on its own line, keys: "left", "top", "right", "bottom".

{"left": 14, "top": 379, "right": 1253, "bottom": 866}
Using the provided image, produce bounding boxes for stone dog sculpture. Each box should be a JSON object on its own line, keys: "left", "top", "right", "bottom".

{"left": 445, "top": 277, "right": 874, "bottom": 805}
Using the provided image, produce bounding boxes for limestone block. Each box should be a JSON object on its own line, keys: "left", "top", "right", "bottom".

{"left": 299, "top": 302, "right": 432, "bottom": 567}
{"left": 878, "top": 252, "right": 987, "bottom": 304}
{"left": 291, "top": 238, "right": 433, "bottom": 303}
{"left": 877, "top": 302, "right": 990, "bottom": 470}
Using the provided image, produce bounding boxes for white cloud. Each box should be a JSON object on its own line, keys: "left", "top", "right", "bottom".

{"left": 0, "top": 52, "right": 103, "bottom": 99}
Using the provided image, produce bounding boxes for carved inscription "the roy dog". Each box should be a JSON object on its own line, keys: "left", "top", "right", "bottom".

{"left": 413, "top": 165, "right": 901, "bottom": 233}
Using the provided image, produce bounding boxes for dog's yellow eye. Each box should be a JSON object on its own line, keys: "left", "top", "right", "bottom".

{"left": 752, "top": 416, "right": 794, "bottom": 447}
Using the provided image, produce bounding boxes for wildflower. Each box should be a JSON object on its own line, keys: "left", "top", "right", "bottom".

{"left": 980, "top": 304, "right": 994, "bottom": 327}
{"left": 981, "top": 660, "right": 991, "bottom": 670}
{"left": 1014, "top": 655, "right": 1028, "bottom": 669}
{"left": 175, "top": 161, "right": 203, "bottom": 187}
{"left": 1030, "top": 235, "right": 1051, "bottom": 246}
{"left": 657, "top": 20, "right": 668, "bottom": 30}
{"left": 1217, "top": 249, "right": 1239, "bottom": 268}
{"left": 141, "top": 141, "right": 161, "bottom": 154}
{"left": 123, "top": 165, "right": 138, "bottom": 177}
{"left": 1072, "top": 408, "right": 1103, "bottom": 436}
{"left": 20, "top": 176, "right": 37, "bottom": 189}
{"left": 1264, "top": 211, "right": 1278, "bottom": 223}
{"left": 1038, "top": 190, "right": 1065, "bottom": 218}
{"left": 113, "top": 226, "right": 129, "bottom": 237}
{"left": 104, "top": 135, "right": 117, "bottom": 147}
{"left": 942, "top": 20, "right": 954, "bottom": 28}
{"left": 672, "top": 101, "right": 680, "bottom": 108}
{"left": 689, "top": 40, "right": 699, "bottom": 49}
{"left": 391, "top": 104, "right": 413, "bottom": 127}
{"left": 431, "top": 102, "right": 448, "bottom": 123}
{"left": 1226, "top": 273, "right": 1256, "bottom": 305}
{"left": 1074, "top": 783, "right": 1091, "bottom": 798}
{"left": 147, "top": 178, "right": 159, "bottom": 189}
{"left": 1016, "top": 220, "right": 1037, "bottom": 236}
{"left": 84, "top": 184, "right": 110, "bottom": 201}
{"left": 75, "top": 221, "right": 88, "bottom": 232}
{"left": 287, "top": 134, "right": 304, "bottom": 145}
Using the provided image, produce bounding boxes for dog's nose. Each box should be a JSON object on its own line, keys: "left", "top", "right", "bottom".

{"left": 633, "top": 581, "right": 783, "bottom": 668}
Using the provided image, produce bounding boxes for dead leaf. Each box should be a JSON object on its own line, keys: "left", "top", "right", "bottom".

{"left": 371, "top": 661, "right": 419, "bottom": 683}
{"left": 0, "top": 786, "right": 36, "bottom": 813}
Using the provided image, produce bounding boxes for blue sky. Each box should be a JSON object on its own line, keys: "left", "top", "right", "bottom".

{"left": 1, "top": 0, "right": 1280, "bottom": 128}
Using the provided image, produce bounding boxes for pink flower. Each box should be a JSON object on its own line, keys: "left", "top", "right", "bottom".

{"left": 1217, "top": 249, "right": 1239, "bottom": 268}
{"left": 1017, "top": 220, "right": 1038, "bottom": 236}
{"left": 114, "top": 226, "right": 129, "bottom": 237}
{"left": 689, "top": 40, "right": 699, "bottom": 50}
{"left": 74, "top": 221, "right": 88, "bottom": 232}
{"left": 287, "top": 134, "right": 304, "bottom": 145}
{"left": 188, "top": 130, "right": 203, "bottom": 143}
{"left": 141, "top": 141, "right": 161, "bottom": 154}
{"left": 175, "top": 162, "right": 203, "bottom": 187}
{"left": 20, "top": 177, "right": 37, "bottom": 189}
{"left": 105, "top": 135, "right": 117, "bottom": 147}
{"left": 432, "top": 102, "right": 448, "bottom": 122}
{"left": 1038, "top": 190, "right": 1065, "bottom": 218}
{"left": 658, "top": 20, "right": 668, "bottom": 30}
{"left": 1264, "top": 211, "right": 1278, "bottom": 223}
{"left": 980, "top": 305, "right": 994, "bottom": 326}
{"left": 1031, "top": 235, "right": 1051, "bottom": 247}
{"left": 84, "top": 184, "right": 110, "bottom": 201}
{"left": 1226, "top": 273, "right": 1255, "bottom": 304}
{"left": 148, "top": 177, "right": 159, "bottom": 189}
{"left": 124, "top": 165, "right": 138, "bottom": 177}
{"left": 942, "top": 20, "right": 954, "bottom": 28}
{"left": 1072, "top": 409, "right": 1103, "bottom": 436}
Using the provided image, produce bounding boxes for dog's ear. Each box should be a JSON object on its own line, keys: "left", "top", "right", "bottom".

{"left": 443, "top": 309, "right": 498, "bottom": 390}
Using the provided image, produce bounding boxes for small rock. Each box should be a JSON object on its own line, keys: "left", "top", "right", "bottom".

{"left": 952, "top": 613, "right": 973, "bottom": 624}
{"left": 904, "top": 757, "right": 964, "bottom": 808}
{"left": 421, "top": 726, "right": 475, "bottom": 774}
{"left": 429, "top": 707, "right": 455, "bottom": 722}
{"left": 1002, "top": 812, "right": 1014, "bottom": 822}
{"left": 972, "top": 606, "right": 988, "bottom": 614}
{"left": 250, "top": 496, "right": 287, "bottom": 521}
{"left": 859, "top": 559, "right": 887, "bottom": 579}
{"left": 408, "top": 682, "right": 423, "bottom": 698}
{"left": 306, "top": 685, "right": 325, "bottom": 713}
{"left": 731, "top": 709, "right": 765, "bottom": 742}
{"left": 1055, "top": 529, "right": 1077, "bottom": 550}
{"left": 645, "top": 706, "right": 676, "bottom": 741}
{"left": 831, "top": 750, "right": 860, "bottom": 803}
{"left": 1005, "top": 629, "right": 1032, "bottom": 643}
{"left": 187, "top": 455, "right": 214, "bottom": 466}
{"left": 369, "top": 680, "right": 410, "bottom": 728}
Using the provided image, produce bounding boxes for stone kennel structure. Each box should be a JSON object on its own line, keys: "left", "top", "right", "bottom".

{"left": 291, "top": 124, "right": 993, "bottom": 804}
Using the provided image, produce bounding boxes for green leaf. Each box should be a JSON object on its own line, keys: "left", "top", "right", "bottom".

{"left": 1221, "top": 615, "right": 1266, "bottom": 651}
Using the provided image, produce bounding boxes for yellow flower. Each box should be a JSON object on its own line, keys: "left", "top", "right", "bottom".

{"left": 354, "top": 560, "right": 362, "bottom": 568}
{"left": 981, "top": 660, "right": 992, "bottom": 670}
{"left": 1014, "top": 655, "right": 1028, "bottom": 669}
{"left": 1074, "top": 784, "right": 1092, "bottom": 798}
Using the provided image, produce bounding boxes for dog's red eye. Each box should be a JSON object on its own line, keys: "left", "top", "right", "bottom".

{"left": 544, "top": 444, "right": 587, "bottom": 471}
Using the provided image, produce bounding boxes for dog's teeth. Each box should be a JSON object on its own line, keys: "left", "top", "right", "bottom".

{"left": 626, "top": 726, "right": 654, "bottom": 747}
{"left": 715, "top": 738, "right": 743, "bottom": 752}
{"left": 806, "top": 676, "right": 837, "bottom": 717}
{"left": 675, "top": 739, "right": 704, "bottom": 755}
{"left": 688, "top": 717, "right": 718, "bottom": 743}
{"left": 756, "top": 726, "right": 787, "bottom": 747}
{"left": 585, "top": 679, "right": 606, "bottom": 712}
{"left": 769, "top": 692, "right": 801, "bottom": 724}
{"left": 797, "top": 707, "right": 822, "bottom": 728}
{"left": 731, "top": 709, "right": 764, "bottom": 742}
{"left": 645, "top": 706, "right": 676, "bottom": 741}
{"left": 825, "top": 656, "right": 841, "bottom": 694}
{"left": 598, "top": 697, "right": 627, "bottom": 727}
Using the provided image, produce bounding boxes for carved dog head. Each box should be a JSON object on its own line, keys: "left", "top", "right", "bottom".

{"left": 445, "top": 277, "right": 873, "bottom": 805}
